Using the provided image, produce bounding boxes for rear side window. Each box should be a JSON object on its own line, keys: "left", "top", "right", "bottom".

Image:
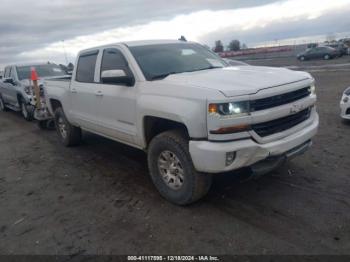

{"left": 101, "top": 48, "right": 128, "bottom": 72}
{"left": 4, "top": 67, "right": 11, "bottom": 78}
{"left": 76, "top": 51, "right": 98, "bottom": 83}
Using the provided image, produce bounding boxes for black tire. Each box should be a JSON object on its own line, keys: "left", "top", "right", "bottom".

{"left": 341, "top": 118, "right": 350, "bottom": 125}
{"left": 0, "top": 94, "right": 8, "bottom": 112}
{"left": 46, "top": 119, "right": 56, "bottom": 130}
{"left": 147, "top": 130, "right": 212, "bottom": 205}
{"left": 19, "top": 97, "right": 34, "bottom": 121}
{"left": 38, "top": 120, "right": 47, "bottom": 130}
{"left": 324, "top": 54, "right": 330, "bottom": 60}
{"left": 38, "top": 119, "right": 56, "bottom": 130}
{"left": 54, "top": 107, "right": 81, "bottom": 147}
{"left": 299, "top": 56, "right": 305, "bottom": 61}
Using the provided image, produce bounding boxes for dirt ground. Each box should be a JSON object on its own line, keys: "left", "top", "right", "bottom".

{"left": 0, "top": 56, "right": 349, "bottom": 256}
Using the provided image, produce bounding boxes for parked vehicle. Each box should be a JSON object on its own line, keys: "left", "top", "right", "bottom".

{"left": 0, "top": 63, "right": 67, "bottom": 121}
{"left": 297, "top": 46, "right": 338, "bottom": 61}
{"left": 326, "top": 43, "right": 348, "bottom": 56}
{"left": 340, "top": 87, "right": 350, "bottom": 121}
{"left": 45, "top": 40, "right": 319, "bottom": 205}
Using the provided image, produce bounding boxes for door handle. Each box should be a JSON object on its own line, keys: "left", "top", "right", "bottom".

{"left": 71, "top": 88, "right": 77, "bottom": 93}
{"left": 95, "top": 90, "right": 103, "bottom": 96}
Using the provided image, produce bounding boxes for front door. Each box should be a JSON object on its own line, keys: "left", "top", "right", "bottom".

{"left": 95, "top": 48, "right": 137, "bottom": 145}
{"left": 1, "top": 67, "right": 17, "bottom": 105}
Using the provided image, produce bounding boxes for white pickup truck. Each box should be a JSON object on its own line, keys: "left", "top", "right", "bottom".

{"left": 45, "top": 40, "right": 319, "bottom": 205}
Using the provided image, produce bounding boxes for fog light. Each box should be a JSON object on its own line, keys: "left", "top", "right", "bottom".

{"left": 226, "top": 152, "right": 236, "bottom": 166}
{"left": 343, "top": 96, "right": 349, "bottom": 103}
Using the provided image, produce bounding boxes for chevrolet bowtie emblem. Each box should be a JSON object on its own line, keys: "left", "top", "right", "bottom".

{"left": 290, "top": 104, "right": 302, "bottom": 114}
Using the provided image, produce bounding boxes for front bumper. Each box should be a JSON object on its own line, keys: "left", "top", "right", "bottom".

{"left": 340, "top": 97, "right": 350, "bottom": 120}
{"left": 189, "top": 113, "right": 319, "bottom": 173}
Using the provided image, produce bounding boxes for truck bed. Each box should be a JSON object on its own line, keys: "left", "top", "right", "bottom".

{"left": 44, "top": 76, "right": 72, "bottom": 115}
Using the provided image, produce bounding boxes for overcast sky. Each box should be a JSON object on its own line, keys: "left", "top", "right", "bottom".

{"left": 1, "top": 0, "right": 350, "bottom": 67}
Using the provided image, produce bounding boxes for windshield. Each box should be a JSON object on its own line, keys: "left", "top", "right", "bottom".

{"left": 128, "top": 43, "right": 227, "bottom": 80}
{"left": 16, "top": 64, "right": 66, "bottom": 80}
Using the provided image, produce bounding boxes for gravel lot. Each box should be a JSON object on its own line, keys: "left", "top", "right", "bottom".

{"left": 0, "top": 56, "right": 349, "bottom": 256}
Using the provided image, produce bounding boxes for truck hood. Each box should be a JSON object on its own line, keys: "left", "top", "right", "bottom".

{"left": 164, "top": 66, "right": 311, "bottom": 97}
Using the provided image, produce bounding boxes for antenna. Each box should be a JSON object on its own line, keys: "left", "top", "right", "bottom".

{"left": 61, "top": 40, "right": 68, "bottom": 65}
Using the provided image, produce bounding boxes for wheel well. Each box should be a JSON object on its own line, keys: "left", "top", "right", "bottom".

{"left": 50, "top": 99, "right": 62, "bottom": 112}
{"left": 16, "top": 94, "right": 23, "bottom": 104}
{"left": 144, "top": 116, "right": 189, "bottom": 146}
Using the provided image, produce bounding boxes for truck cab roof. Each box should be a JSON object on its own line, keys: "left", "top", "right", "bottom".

{"left": 79, "top": 39, "right": 192, "bottom": 54}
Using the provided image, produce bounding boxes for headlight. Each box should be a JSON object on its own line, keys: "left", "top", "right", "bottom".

{"left": 24, "top": 86, "right": 32, "bottom": 95}
{"left": 309, "top": 84, "right": 316, "bottom": 95}
{"left": 344, "top": 87, "right": 350, "bottom": 96}
{"left": 209, "top": 101, "right": 249, "bottom": 117}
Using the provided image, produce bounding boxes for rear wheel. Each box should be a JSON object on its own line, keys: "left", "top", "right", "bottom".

{"left": 20, "top": 98, "right": 34, "bottom": 121}
{"left": 54, "top": 107, "right": 81, "bottom": 146}
{"left": 0, "top": 95, "right": 7, "bottom": 111}
{"left": 324, "top": 54, "right": 330, "bottom": 60}
{"left": 147, "top": 130, "right": 212, "bottom": 205}
{"left": 299, "top": 56, "right": 305, "bottom": 61}
{"left": 38, "top": 120, "right": 55, "bottom": 130}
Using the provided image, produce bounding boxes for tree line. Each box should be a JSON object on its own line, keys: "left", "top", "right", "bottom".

{"left": 213, "top": 40, "right": 247, "bottom": 52}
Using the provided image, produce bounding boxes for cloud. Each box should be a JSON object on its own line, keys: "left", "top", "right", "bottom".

{"left": 0, "top": 0, "right": 275, "bottom": 66}
{"left": 1, "top": 0, "right": 350, "bottom": 67}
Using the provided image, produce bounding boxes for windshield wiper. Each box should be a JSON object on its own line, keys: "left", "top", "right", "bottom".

{"left": 183, "top": 66, "right": 223, "bottom": 74}
{"left": 195, "top": 65, "right": 223, "bottom": 71}
{"left": 150, "top": 72, "right": 178, "bottom": 80}
{"left": 150, "top": 66, "right": 222, "bottom": 80}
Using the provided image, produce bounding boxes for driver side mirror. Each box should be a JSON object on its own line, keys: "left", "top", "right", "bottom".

{"left": 4, "top": 77, "right": 14, "bottom": 84}
{"left": 101, "top": 69, "right": 134, "bottom": 86}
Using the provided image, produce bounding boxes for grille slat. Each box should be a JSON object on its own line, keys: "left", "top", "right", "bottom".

{"left": 252, "top": 108, "right": 311, "bottom": 137}
{"left": 250, "top": 87, "right": 310, "bottom": 111}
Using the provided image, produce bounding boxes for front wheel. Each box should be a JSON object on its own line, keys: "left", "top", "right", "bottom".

{"left": 20, "top": 98, "right": 34, "bottom": 121}
{"left": 147, "top": 130, "right": 212, "bottom": 205}
{"left": 54, "top": 107, "right": 81, "bottom": 146}
{"left": 0, "top": 95, "right": 7, "bottom": 111}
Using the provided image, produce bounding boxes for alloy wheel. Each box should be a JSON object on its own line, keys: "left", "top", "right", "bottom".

{"left": 157, "top": 150, "right": 185, "bottom": 190}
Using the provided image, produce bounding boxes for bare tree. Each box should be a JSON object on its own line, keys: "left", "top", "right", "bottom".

{"left": 214, "top": 40, "right": 224, "bottom": 52}
{"left": 228, "top": 40, "right": 240, "bottom": 51}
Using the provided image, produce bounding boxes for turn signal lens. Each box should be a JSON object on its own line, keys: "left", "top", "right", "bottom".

{"left": 208, "top": 103, "right": 218, "bottom": 114}
{"left": 210, "top": 124, "right": 251, "bottom": 134}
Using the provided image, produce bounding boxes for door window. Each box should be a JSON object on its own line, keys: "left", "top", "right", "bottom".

{"left": 101, "top": 48, "right": 129, "bottom": 73}
{"left": 76, "top": 51, "right": 98, "bottom": 83}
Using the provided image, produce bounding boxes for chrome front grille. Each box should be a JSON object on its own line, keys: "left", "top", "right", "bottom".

{"left": 252, "top": 108, "right": 312, "bottom": 137}
{"left": 250, "top": 87, "right": 311, "bottom": 111}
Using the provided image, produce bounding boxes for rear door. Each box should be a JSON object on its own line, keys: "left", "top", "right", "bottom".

{"left": 94, "top": 47, "right": 137, "bottom": 144}
{"left": 70, "top": 50, "right": 100, "bottom": 132}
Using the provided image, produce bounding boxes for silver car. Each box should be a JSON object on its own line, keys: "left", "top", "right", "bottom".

{"left": 0, "top": 63, "right": 66, "bottom": 120}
